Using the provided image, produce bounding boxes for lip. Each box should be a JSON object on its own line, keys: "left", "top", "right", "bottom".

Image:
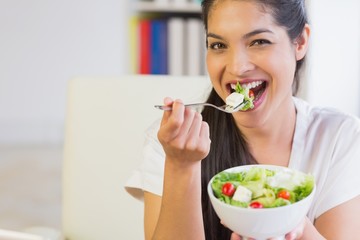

{"left": 249, "top": 82, "right": 268, "bottom": 111}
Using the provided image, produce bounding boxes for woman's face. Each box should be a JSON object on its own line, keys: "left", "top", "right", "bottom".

{"left": 206, "top": 0, "right": 307, "bottom": 128}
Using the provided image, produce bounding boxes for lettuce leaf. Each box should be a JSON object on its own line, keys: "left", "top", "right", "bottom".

{"left": 254, "top": 189, "right": 276, "bottom": 207}
{"left": 293, "top": 174, "right": 315, "bottom": 201}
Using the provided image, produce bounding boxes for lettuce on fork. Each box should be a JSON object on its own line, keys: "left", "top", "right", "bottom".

{"left": 226, "top": 82, "right": 254, "bottom": 111}
{"left": 233, "top": 82, "right": 254, "bottom": 111}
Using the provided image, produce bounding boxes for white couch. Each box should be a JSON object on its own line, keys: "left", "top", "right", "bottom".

{"left": 62, "top": 75, "right": 211, "bottom": 240}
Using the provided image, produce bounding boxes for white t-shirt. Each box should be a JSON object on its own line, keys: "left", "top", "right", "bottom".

{"left": 125, "top": 97, "right": 360, "bottom": 222}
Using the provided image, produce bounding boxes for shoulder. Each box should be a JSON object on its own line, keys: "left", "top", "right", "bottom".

{"left": 294, "top": 97, "right": 360, "bottom": 134}
{"left": 294, "top": 98, "right": 360, "bottom": 221}
{"left": 293, "top": 97, "right": 360, "bottom": 163}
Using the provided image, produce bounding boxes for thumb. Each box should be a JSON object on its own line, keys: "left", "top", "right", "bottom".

{"left": 164, "top": 97, "right": 173, "bottom": 106}
{"left": 160, "top": 97, "right": 174, "bottom": 126}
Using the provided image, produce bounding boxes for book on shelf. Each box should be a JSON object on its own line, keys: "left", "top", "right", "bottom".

{"left": 153, "top": 0, "right": 168, "bottom": 4}
{"left": 139, "top": 18, "right": 151, "bottom": 74}
{"left": 173, "top": 0, "right": 188, "bottom": 5}
{"left": 130, "top": 15, "right": 206, "bottom": 76}
{"left": 168, "top": 17, "right": 186, "bottom": 75}
{"left": 142, "top": 0, "right": 201, "bottom": 5}
{"left": 150, "top": 19, "right": 168, "bottom": 74}
{"left": 200, "top": 27, "right": 207, "bottom": 75}
{"left": 185, "top": 18, "right": 204, "bottom": 76}
{"left": 198, "top": 19, "right": 207, "bottom": 75}
{"left": 129, "top": 16, "right": 139, "bottom": 74}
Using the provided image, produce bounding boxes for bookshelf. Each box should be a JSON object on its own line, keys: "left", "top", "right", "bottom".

{"left": 129, "top": 1, "right": 206, "bottom": 76}
{"left": 135, "top": 2, "right": 201, "bottom": 13}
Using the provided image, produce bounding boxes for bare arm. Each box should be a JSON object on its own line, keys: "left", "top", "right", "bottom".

{"left": 145, "top": 98, "right": 210, "bottom": 240}
{"left": 143, "top": 165, "right": 204, "bottom": 240}
{"left": 153, "top": 160, "right": 204, "bottom": 240}
{"left": 144, "top": 192, "right": 162, "bottom": 240}
{"left": 314, "top": 195, "right": 360, "bottom": 239}
{"left": 285, "top": 195, "right": 360, "bottom": 240}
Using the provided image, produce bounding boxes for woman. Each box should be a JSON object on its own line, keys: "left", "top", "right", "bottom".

{"left": 126, "top": 0, "right": 360, "bottom": 239}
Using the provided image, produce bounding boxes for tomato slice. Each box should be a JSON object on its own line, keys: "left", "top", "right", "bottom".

{"left": 249, "top": 201, "right": 263, "bottom": 208}
{"left": 222, "top": 182, "right": 236, "bottom": 197}
{"left": 249, "top": 89, "right": 255, "bottom": 99}
{"left": 277, "top": 190, "right": 291, "bottom": 200}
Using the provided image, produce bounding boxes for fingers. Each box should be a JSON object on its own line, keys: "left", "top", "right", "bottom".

{"left": 163, "top": 97, "right": 173, "bottom": 106}
{"left": 230, "top": 233, "right": 242, "bottom": 240}
{"left": 177, "top": 107, "right": 198, "bottom": 142}
{"left": 169, "top": 106, "right": 205, "bottom": 149}
{"left": 284, "top": 217, "right": 306, "bottom": 240}
{"left": 160, "top": 98, "right": 180, "bottom": 125}
{"left": 157, "top": 98, "right": 210, "bottom": 161}
{"left": 159, "top": 99, "right": 185, "bottom": 143}
{"left": 183, "top": 110, "right": 203, "bottom": 147}
{"left": 229, "top": 233, "right": 255, "bottom": 240}
{"left": 160, "top": 98, "right": 205, "bottom": 144}
{"left": 285, "top": 232, "right": 297, "bottom": 240}
{"left": 199, "top": 121, "right": 211, "bottom": 153}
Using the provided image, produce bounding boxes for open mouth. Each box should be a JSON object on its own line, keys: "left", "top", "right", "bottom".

{"left": 230, "top": 81, "right": 267, "bottom": 102}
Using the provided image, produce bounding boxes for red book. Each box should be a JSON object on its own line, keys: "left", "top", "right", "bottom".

{"left": 139, "top": 19, "right": 151, "bottom": 74}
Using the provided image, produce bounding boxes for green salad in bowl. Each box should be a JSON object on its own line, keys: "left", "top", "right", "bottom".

{"left": 211, "top": 166, "right": 314, "bottom": 209}
{"left": 207, "top": 165, "right": 316, "bottom": 239}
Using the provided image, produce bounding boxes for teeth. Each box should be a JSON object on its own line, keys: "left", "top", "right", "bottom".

{"left": 231, "top": 81, "right": 263, "bottom": 90}
{"left": 242, "top": 80, "right": 263, "bottom": 89}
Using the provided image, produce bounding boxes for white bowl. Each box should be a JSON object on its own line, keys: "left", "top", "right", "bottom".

{"left": 207, "top": 165, "right": 316, "bottom": 240}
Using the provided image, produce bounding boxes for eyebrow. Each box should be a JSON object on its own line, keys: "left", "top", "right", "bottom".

{"left": 207, "top": 28, "right": 274, "bottom": 40}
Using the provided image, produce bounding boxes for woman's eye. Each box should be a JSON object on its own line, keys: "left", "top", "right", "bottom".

{"left": 208, "top": 42, "right": 226, "bottom": 50}
{"left": 250, "top": 39, "right": 271, "bottom": 47}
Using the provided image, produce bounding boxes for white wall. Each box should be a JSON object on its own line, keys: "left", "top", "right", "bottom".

{"left": 0, "top": 1, "right": 359, "bottom": 145}
{"left": 0, "top": 0, "right": 129, "bottom": 144}
{"left": 306, "top": 0, "right": 360, "bottom": 116}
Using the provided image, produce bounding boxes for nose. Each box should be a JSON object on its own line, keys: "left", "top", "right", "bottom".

{"left": 226, "top": 48, "right": 255, "bottom": 76}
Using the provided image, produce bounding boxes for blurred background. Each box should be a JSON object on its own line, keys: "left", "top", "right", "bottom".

{"left": 0, "top": 0, "right": 129, "bottom": 232}
{"left": 0, "top": 0, "right": 359, "bottom": 233}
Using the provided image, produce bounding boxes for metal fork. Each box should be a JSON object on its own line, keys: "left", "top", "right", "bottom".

{"left": 154, "top": 102, "right": 245, "bottom": 113}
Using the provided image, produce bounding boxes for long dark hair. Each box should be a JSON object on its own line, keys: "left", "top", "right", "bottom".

{"left": 200, "top": 0, "right": 308, "bottom": 239}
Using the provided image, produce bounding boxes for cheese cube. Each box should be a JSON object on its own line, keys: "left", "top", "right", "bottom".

{"left": 226, "top": 92, "right": 244, "bottom": 109}
{"left": 232, "top": 185, "right": 252, "bottom": 203}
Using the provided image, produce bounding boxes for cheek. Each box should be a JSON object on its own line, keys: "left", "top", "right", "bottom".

{"left": 266, "top": 50, "right": 297, "bottom": 87}
{"left": 206, "top": 54, "right": 226, "bottom": 97}
{"left": 206, "top": 53, "right": 217, "bottom": 74}
{"left": 206, "top": 54, "right": 222, "bottom": 82}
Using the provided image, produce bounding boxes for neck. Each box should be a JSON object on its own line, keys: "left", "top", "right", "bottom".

{"left": 238, "top": 98, "right": 297, "bottom": 166}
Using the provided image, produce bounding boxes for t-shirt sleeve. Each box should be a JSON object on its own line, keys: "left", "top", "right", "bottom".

{"left": 312, "top": 117, "right": 360, "bottom": 219}
{"left": 125, "top": 119, "right": 165, "bottom": 201}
